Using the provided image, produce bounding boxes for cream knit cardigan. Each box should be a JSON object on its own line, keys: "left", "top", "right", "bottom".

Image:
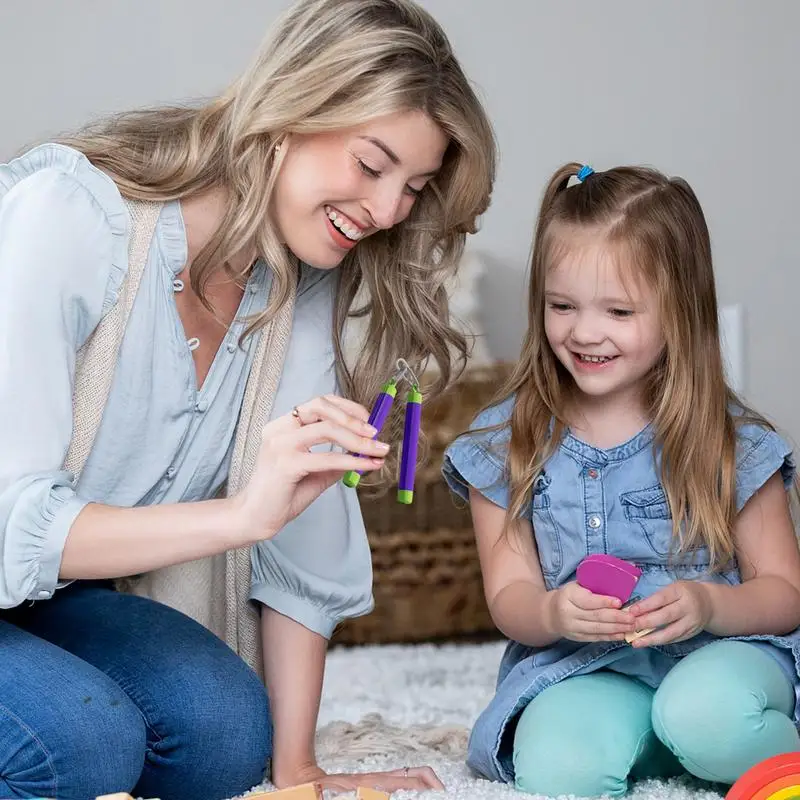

{"left": 62, "top": 200, "right": 296, "bottom": 681}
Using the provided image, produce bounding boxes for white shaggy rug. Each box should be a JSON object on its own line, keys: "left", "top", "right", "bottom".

{"left": 240, "top": 642, "right": 726, "bottom": 800}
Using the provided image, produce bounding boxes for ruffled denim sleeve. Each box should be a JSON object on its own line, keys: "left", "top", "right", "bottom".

{"left": 442, "top": 395, "right": 516, "bottom": 510}
{"left": 249, "top": 268, "right": 373, "bottom": 637}
{"left": 735, "top": 421, "right": 796, "bottom": 511}
{"left": 0, "top": 144, "right": 129, "bottom": 608}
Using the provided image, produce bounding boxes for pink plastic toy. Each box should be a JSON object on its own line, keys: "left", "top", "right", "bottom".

{"left": 576, "top": 554, "right": 642, "bottom": 604}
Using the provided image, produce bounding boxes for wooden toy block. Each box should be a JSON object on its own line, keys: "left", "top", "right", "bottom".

{"left": 357, "top": 788, "right": 391, "bottom": 800}
{"left": 243, "top": 783, "right": 321, "bottom": 799}
{"left": 624, "top": 627, "right": 655, "bottom": 643}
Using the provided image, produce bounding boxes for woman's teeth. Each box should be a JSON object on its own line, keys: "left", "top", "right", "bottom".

{"left": 325, "top": 206, "right": 363, "bottom": 241}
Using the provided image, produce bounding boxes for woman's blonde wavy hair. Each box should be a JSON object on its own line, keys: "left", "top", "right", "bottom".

{"left": 58, "top": 0, "right": 496, "bottom": 482}
{"left": 484, "top": 162, "right": 797, "bottom": 570}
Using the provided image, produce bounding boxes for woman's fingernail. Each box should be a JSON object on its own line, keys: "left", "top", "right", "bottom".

{"left": 364, "top": 424, "right": 378, "bottom": 437}
{"left": 376, "top": 441, "right": 390, "bottom": 452}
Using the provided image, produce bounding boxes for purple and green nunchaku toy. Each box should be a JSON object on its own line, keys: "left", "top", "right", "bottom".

{"left": 342, "top": 358, "right": 422, "bottom": 504}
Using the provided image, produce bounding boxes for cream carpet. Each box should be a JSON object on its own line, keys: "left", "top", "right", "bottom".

{"left": 239, "top": 642, "right": 726, "bottom": 800}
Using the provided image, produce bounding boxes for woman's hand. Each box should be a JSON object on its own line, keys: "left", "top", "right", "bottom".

{"left": 277, "top": 762, "right": 445, "bottom": 794}
{"left": 627, "top": 581, "right": 713, "bottom": 647}
{"left": 548, "top": 581, "right": 636, "bottom": 642}
{"left": 231, "top": 394, "right": 389, "bottom": 543}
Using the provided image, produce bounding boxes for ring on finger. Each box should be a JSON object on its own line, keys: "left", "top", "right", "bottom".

{"left": 291, "top": 406, "right": 306, "bottom": 426}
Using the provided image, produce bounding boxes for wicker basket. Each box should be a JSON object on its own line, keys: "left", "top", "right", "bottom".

{"left": 333, "top": 362, "right": 513, "bottom": 645}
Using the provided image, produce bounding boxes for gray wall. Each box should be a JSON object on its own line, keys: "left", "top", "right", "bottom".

{"left": 2, "top": 1, "right": 797, "bottom": 446}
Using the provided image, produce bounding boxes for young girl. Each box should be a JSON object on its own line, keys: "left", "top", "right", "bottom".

{"left": 0, "top": 1, "right": 495, "bottom": 798}
{"left": 443, "top": 163, "right": 800, "bottom": 797}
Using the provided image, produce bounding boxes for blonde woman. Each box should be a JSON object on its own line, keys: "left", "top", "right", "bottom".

{"left": 0, "top": 1, "right": 496, "bottom": 798}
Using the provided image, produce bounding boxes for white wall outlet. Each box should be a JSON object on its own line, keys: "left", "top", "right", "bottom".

{"left": 719, "top": 304, "right": 745, "bottom": 393}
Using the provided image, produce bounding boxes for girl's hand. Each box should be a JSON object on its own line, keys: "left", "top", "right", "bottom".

{"left": 277, "top": 762, "right": 445, "bottom": 794}
{"left": 626, "top": 581, "right": 713, "bottom": 647}
{"left": 231, "top": 394, "right": 389, "bottom": 543}
{"left": 549, "top": 581, "right": 636, "bottom": 642}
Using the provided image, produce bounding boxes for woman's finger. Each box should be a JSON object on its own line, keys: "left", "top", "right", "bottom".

{"left": 316, "top": 393, "right": 373, "bottom": 422}
{"left": 296, "top": 420, "right": 390, "bottom": 458}
{"left": 295, "top": 395, "right": 374, "bottom": 432}
{"left": 384, "top": 765, "right": 445, "bottom": 789}
{"left": 322, "top": 773, "right": 431, "bottom": 793}
{"left": 366, "top": 775, "right": 433, "bottom": 792}
{"left": 301, "top": 452, "right": 385, "bottom": 475}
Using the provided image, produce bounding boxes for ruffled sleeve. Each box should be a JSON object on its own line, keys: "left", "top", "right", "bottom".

{"left": 735, "top": 421, "right": 795, "bottom": 512}
{"left": 442, "top": 395, "right": 515, "bottom": 510}
{"left": 250, "top": 481, "right": 373, "bottom": 638}
{"left": 0, "top": 143, "right": 129, "bottom": 608}
{"left": 249, "top": 267, "right": 373, "bottom": 637}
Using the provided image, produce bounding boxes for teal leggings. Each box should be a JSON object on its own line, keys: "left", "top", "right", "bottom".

{"left": 513, "top": 641, "right": 800, "bottom": 797}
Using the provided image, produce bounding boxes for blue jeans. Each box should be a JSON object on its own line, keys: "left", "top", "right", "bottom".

{"left": 513, "top": 640, "right": 800, "bottom": 797}
{"left": 0, "top": 581, "right": 271, "bottom": 800}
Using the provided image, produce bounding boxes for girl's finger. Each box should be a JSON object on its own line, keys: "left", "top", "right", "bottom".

{"left": 570, "top": 631, "right": 629, "bottom": 643}
{"left": 573, "top": 589, "right": 624, "bottom": 611}
{"left": 572, "top": 620, "right": 636, "bottom": 636}
{"left": 628, "top": 585, "right": 679, "bottom": 616}
{"left": 575, "top": 605, "right": 635, "bottom": 624}
{"left": 632, "top": 601, "right": 682, "bottom": 633}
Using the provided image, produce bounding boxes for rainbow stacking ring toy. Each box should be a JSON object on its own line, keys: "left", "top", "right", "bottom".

{"left": 726, "top": 753, "right": 800, "bottom": 800}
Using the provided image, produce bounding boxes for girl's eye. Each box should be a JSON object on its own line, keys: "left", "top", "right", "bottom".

{"left": 549, "top": 302, "right": 573, "bottom": 312}
{"left": 357, "top": 160, "right": 381, "bottom": 178}
{"left": 405, "top": 185, "right": 423, "bottom": 198}
{"left": 610, "top": 308, "right": 634, "bottom": 318}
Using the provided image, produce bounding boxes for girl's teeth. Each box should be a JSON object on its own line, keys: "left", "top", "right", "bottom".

{"left": 580, "top": 355, "right": 612, "bottom": 363}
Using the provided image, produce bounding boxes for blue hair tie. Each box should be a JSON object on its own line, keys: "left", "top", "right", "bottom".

{"left": 576, "top": 165, "right": 594, "bottom": 182}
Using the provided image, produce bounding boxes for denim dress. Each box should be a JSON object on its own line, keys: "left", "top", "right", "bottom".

{"left": 443, "top": 396, "right": 798, "bottom": 783}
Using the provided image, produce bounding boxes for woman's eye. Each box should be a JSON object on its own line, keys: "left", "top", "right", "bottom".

{"left": 405, "top": 185, "right": 423, "bottom": 198}
{"left": 357, "top": 160, "right": 381, "bottom": 178}
{"left": 610, "top": 308, "right": 634, "bottom": 318}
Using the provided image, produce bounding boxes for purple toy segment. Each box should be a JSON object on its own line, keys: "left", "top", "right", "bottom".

{"left": 398, "top": 392, "right": 421, "bottom": 492}
{"left": 576, "top": 555, "right": 642, "bottom": 603}
{"left": 367, "top": 390, "right": 395, "bottom": 433}
{"left": 347, "top": 386, "right": 396, "bottom": 478}
{"left": 342, "top": 381, "right": 397, "bottom": 489}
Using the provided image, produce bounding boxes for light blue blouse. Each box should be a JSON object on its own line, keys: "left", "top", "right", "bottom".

{"left": 0, "top": 143, "right": 373, "bottom": 636}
